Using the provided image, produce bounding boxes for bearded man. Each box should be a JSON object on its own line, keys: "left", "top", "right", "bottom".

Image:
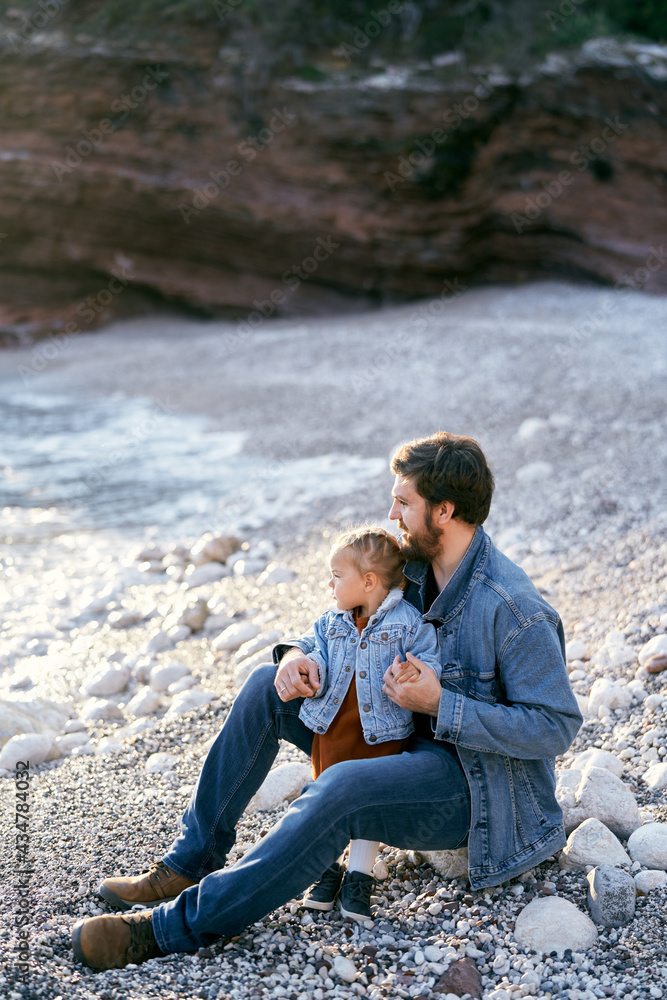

{"left": 73, "top": 431, "right": 582, "bottom": 969}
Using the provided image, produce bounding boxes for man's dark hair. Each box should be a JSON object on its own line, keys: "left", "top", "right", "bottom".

{"left": 390, "top": 431, "right": 494, "bottom": 525}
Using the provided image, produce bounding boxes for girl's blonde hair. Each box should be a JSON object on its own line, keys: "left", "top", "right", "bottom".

{"left": 331, "top": 524, "right": 406, "bottom": 591}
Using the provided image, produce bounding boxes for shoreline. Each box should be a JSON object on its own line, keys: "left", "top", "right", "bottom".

{"left": 0, "top": 281, "right": 665, "bottom": 998}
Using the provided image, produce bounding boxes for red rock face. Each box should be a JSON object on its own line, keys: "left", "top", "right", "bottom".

{"left": 1, "top": 38, "right": 666, "bottom": 339}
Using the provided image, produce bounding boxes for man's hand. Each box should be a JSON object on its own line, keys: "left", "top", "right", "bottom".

{"left": 275, "top": 648, "right": 321, "bottom": 701}
{"left": 383, "top": 652, "right": 441, "bottom": 716}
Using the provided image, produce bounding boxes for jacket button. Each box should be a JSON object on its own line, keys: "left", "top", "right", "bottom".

{"left": 360, "top": 641, "right": 367, "bottom": 649}
{"left": 345, "top": 666, "right": 350, "bottom": 672}
{"left": 328, "top": 629, "right": 336, "bottom": 637}
{"left": 381, "top": 632, "right": 388, "bottom": 640}
{"left": 317, "top": 726, "right": 324, "bottom": 732}
{"left": 363, "top": 704, "right": 370, "bottom": 712}
{"left": 350, "top": 638, "right": 356, "bottom": 644}
{"left": 359, "top": 671, "right": 366, "bottom": 679}
{"left": 333, "top": 698, "right": 339, "bottom": 705}
{"left": 369, "top": 735, "right": 377, "bottom": 742}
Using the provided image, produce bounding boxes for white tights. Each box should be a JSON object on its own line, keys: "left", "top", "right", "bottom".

{"left": 345, "top": 839, "right": 379, "bottom": 875}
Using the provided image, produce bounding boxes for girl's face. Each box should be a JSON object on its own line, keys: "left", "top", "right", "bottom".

{"left": 328, "top": 549, "right": 368, "bottom": 610}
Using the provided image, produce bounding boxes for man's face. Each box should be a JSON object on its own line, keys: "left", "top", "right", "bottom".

{"left": 388, "top": 475, "right": 443, "bottom": 562}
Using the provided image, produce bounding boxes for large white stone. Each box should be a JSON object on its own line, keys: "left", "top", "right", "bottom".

{"left": 166, "top": 625, "right": 191, "bottom": 643}
{"left": 177, "top": 598, "right": 210, "bottom": 632}
{"left": 627, "top": 823, "right": 667, "bottom": 869}
{"left": 0, "top": 732, "right": 54, "bottom": 770}
{"left": 164, "top": 688, "right": 215, "bottom": 718}
{"left": 234, "top": 651, "right": 274, "bottom": 689}
{"left": 145, "top": 752, "right": 179, "bottom": 774}
{"left": 634, "top": 870, "right": 667, "bottom": 894}
{"left": 257, "top": 563, "right": 296, "bottom": 586}
{"left": 80, "top": 698, "right": 124, "bottom": 722}
{"left": 420, "top": 847, "right": 469, "bottom": 880}
{"left": 232, "top": 557, "right": 266, "bottom": 576}
{"left": 516, "top": 461, "right": 553, "bottom": 484}
{"left": 0, "top": 698, "right": 71, "bottom": 745}
{"left": 516, "top": 417, "right": 550, "bottom": 441}
{"left": 333, "top": 955, "right": 358, "bottom": 983}
{"left": 642, "top": 763, "right": 667, "bottom": 792}
{"left": 639, "top": 634, "right": 667, "bottom": 666}
{"left": 125, "top": 686, "right": 162, "bottom": 717}
{"left": 556, "top": 766, "right": 641, "bottom": 838}
{"left": 184, "top": 562, "right": 231, "bottom": 588}
{"left": 587, "top": 678, "right": 632, "bottom": 715}
{"left": 234, "top": 629, "right": 283, "bottom": 664}
{"left": 586, "top": 866, "right": 636, "bottom": 927}
{"left": 54, "top": 731, "right": 92, "bottom": 754}
{"left": 143, "top": 629, "right": 175, "bottom": 654}
{"left": 593, "top": 642, "right": 636, "bottom": 669}
{"left": 168, "top": 675, "right": 197, "bottom": 695}
{"left": 202, "top": 612, "right": 234, "bottom": 634}
{"left": 566, "top": 639, "right": 588, "bottom": 662}
{"left": 559, "top": 817, "right": 630, "bottom": 871}
{"left": 190, "top": 533, "right": 241, "bottom": 565}
{"left": 83, "top": 662, "right": 131, "bottom": 697}
{"left": 213, "top": 621, "right": 261, "bottom": 653}
{"left": 149, "top": 661, "right": 191, "bottom": 692}
{"left": 514, "top": 896, "right": 598, "bottom": 956}
{"left": 246, "top": 762, "right": 312, "bottom": 814}
{"left": 569, "top": 748, "right": 624, "bottom": 778}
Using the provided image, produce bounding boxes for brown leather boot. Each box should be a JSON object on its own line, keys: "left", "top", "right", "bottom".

{"left": 98, "top": 860, "right": 197, "bottom": 910}
{"left": 72, "top": 910, "right": 164, "bottom": 969}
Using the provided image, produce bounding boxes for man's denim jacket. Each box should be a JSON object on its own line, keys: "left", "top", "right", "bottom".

{"left": 297, "top": 587, "right": 441, "bottom": 744}
{"left": 278, "top": 526, "right": 583, "bottom": 889}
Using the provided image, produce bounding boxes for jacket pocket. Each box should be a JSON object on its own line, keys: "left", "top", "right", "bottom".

{"left": 368, "top": 626, "right": 407, "bottom": 669}
{"left": 440, "top": 664, "right": 497, "bottom": 704}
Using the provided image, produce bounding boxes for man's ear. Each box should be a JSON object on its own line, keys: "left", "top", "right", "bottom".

{"left": 364, "top": 571, "right": 378, "bottom": 592}
{"left": 432, "top": 500, "right": 456, "bottom": 526}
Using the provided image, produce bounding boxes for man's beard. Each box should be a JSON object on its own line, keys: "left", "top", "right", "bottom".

{"left": 398, "top": 508, "right": 443, "bottom": 563}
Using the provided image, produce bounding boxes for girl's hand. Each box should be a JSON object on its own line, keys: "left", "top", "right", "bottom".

{"left": 383, "top": 652, "right": 441, "bottom": 716}
{"left": 386, "top": 653, "right": 420, "bottom": 683}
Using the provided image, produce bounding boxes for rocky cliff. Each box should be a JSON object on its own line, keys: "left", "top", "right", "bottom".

{"left": 1, "top": 33, "right": 666, "bottom": 339}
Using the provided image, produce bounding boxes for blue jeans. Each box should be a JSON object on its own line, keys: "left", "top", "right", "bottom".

{"left": 152, "top": 664, "right": 470, "bottom": 954}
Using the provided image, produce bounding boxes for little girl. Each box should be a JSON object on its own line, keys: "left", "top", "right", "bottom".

{"left": 294, "top": 525, "right": 441, "bottom": 922}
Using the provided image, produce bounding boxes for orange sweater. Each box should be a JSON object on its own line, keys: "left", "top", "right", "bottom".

{"left": 311, "top": 609, "right": 405, "bottom": 779}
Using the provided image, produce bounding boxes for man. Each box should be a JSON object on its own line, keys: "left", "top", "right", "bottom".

{"left": 72, "top": 431, "right": 582, "bottom": 970}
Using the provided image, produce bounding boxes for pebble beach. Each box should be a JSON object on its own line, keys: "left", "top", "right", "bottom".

{"left": 0, "top": 281, "right": 666, "bottom": 1000}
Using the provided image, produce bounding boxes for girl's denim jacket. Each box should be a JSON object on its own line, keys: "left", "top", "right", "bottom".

{"left": 278, "top": 527, "right": 583, "bottom": 889}
{"left": 297, "top": 588, "right": 441, "bottom": 745}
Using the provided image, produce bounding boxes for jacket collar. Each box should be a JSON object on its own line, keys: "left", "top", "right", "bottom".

{"left": 402, "top": 525, "right": 490, "bottom": 625}
{"left": 333, "top": 586, "right": 405, "bottom": 627}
